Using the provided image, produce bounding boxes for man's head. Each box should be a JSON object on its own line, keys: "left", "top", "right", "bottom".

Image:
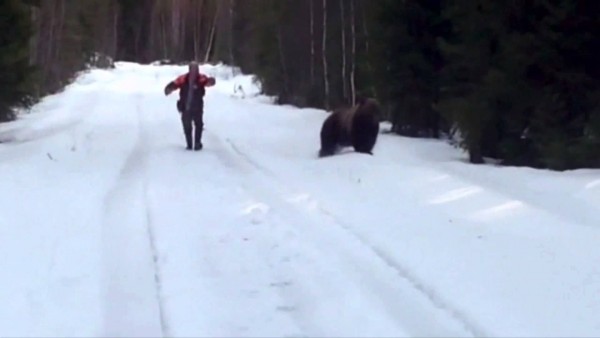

{"left": 188, "top": 61, "right": 199, "bottom": 76}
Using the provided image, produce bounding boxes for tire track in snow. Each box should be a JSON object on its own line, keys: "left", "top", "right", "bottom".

{"left": 205, "top": 131, "right": 480, "bottom": 337}
{"left": 100, "top": 97, "right": 168, "bottom": 337}
{"left": 142, "top": 177, "right": 170, "bottom": 337}
{"left": 315, "top": 207, "right": 488, "bottom": 338}
{"left": 436, "top": 163, "right": 600, "bottom": 230}
{"left": 137, "top": 99, "right": 170, "bottom": 337}
{"left": 138, "top": 140, "right": 308, "bottom": 337}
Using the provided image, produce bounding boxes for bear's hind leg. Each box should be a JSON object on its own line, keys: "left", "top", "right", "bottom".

{"left": 351, "top": 123, "right": 379, "bottom": 155}
{"left": 319, "top": 115, "right": 340, "bottom": 157}
{"left": 319, "top": 134, "right": 338, "bottom": 157}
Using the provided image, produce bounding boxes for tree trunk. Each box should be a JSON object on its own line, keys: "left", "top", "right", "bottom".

{"left": 45, "top": 0, "right": 57, "bottom": 78}
{"left": 193, "top": 3, "right": 200, "bottom": 60}
{"left": 178, "top": 2, "right": 186, "bottom": 59}
{"left": 229, "top": 0, "right": 235, "bottom": 65}
{"left": 469, "top": 147, "right": 484, "bottom": 164}
{"left": 203, "top": 6, "right": 218, "bottom": 63}
{"left": 309, "top": 0, "right": 315, "bottom": 84}
{"left": 161, "top": 8, "right": 168, "bottom": 59}
{"left": 322, "top": 0, "right": 329, "bottom": 109}
{"left": 350, "top": 0, "right": 356, "bottom": 105}
{"left": 54, "top": 0, "right": 67, "bottom": 83}
{"left": 112, "top": 2, "right": 119, "bottom": 58}
{"left": 171, "top": 2, "right": 179, "bottom": 51}
{"left": 198, "top": 0, "right": 206, "bottom": 61}
{"left": 29, "top": 6, "right": 37, "bottom": 65}
{"left": 340, "top": 0, "right": 347, "bottom": 102}
{"left": 277, "top": 28, "right": 290, "bottom": 101}
{"left": 361, "top": 0, "right": 377, "bottom": 99}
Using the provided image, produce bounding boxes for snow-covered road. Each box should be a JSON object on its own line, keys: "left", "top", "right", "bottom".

{"left": 1, "top": 62, "right": 599, "bottom": 337}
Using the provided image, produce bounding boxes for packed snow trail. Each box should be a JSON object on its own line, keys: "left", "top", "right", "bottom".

{"left": 0, "top": 62, "right": 599, "bottom": 337}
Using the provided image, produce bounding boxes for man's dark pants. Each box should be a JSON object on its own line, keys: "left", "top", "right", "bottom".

{"left": 180, "top": 102, "right": 204, "bottom": 150}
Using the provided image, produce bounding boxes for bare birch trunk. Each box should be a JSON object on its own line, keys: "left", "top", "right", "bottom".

{"left": 203, "top": 6, "right": 218, "bottom": 63}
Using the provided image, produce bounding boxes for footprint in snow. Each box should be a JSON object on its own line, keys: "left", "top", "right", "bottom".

{"left": 243, "top": 289, "right": 260, "bottom": 298}
{"left": 270, "top": 281, "right": 292, "bottom": 288}
{"left": 286, "top": 193, "right": 319, "bottom": 211}
{"left": 276, "top": 305, "right": 296, "bottom": 313}
{"left": 241, "top": 201, "right": 270, "bottom": 224}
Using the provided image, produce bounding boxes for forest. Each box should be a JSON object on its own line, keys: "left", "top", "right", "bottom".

{"left": 1, "top": 0, "right": 598, "bottom": 170}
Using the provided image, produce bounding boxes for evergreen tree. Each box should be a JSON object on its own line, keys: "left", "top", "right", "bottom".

{"left": 0, "top": 0, "right": 36, "bottom": 122}
{"left": 2, "top": 0, "right": 596, "bottom": 170}
{"left": 372, "top": 0, "right": 448, "bottom": 138}
{"left": 249, "top": 0, "right": 287, "bottom": 102}
{"left": 437, "top": 0, "right": 507, "bottom": 163}
{"left": 238, "top": 0, "right": 324, "bottom": 107}
{"left": 116, "top": 0, "right": 153, "bottom": 62}
{"left": 519, "top": 0, "right": 600, "bottom": 169}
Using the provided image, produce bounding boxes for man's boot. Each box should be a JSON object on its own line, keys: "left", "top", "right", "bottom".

{"left": 194, "top": 127, "right": 203, "bottom": 151}
{"left": 184, "top": 126, "right": 193, "bottom": 150}
{"left": 185, "top": 132, "right": 193, "bottom": 150}
{"left": 182, "top": 113, "right": 193, "bottom": 150}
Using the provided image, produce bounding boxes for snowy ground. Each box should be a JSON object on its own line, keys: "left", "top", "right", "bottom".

{"left": 1, "top": 62, "right": 599, "bottom": 337}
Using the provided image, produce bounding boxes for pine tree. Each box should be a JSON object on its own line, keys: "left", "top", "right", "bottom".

{"left": 371, "top": 0, "right": 447, "bottom": 138}
{"left": 521, "top": 0, "right": 600, "bottom": 169}
{"left": 437, "top": 0, "right": 599, "bottom": 169}
{"left": 249, "top": 0, "right": 287, "bottom": 102}
{"left": 0, "top": 0, "right": 36, "bottom": 122}
{"left": 437, "top": 0, "right": 506, "bottom": 163}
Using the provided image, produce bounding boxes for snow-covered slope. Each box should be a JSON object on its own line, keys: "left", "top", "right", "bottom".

{"left": 1, "top": 62, "right": 599, "bottom": 337}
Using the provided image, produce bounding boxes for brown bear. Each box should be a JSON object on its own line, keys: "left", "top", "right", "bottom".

{"left": 318, "top": 97, "right": 381, "bottom": 157}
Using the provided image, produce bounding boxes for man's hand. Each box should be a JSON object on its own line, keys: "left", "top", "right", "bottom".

{"left": 206, "top": 77, "right": 216, "bottom": 86}
{"left": 165, "top": 82, "right": 175, "bottom": 96}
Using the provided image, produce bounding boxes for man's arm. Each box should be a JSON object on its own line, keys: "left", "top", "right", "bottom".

{"left": 198, "top": 74, "right": 216, "bottom": 87}
{"left": 164, "top": 74, "right": 188, "bottom": 95}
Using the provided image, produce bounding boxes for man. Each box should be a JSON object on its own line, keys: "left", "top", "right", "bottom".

{"left": 164, "top": 61, "right": 216, "bottom": 150}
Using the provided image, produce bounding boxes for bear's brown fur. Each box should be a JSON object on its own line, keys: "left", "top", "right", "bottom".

{"left": 318, "top": 97, "right": 381, "bottom": 157}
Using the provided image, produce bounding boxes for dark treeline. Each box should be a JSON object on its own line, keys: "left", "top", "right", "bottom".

{"left": 1, "top": 0, "right": 598, "bottom": 170}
